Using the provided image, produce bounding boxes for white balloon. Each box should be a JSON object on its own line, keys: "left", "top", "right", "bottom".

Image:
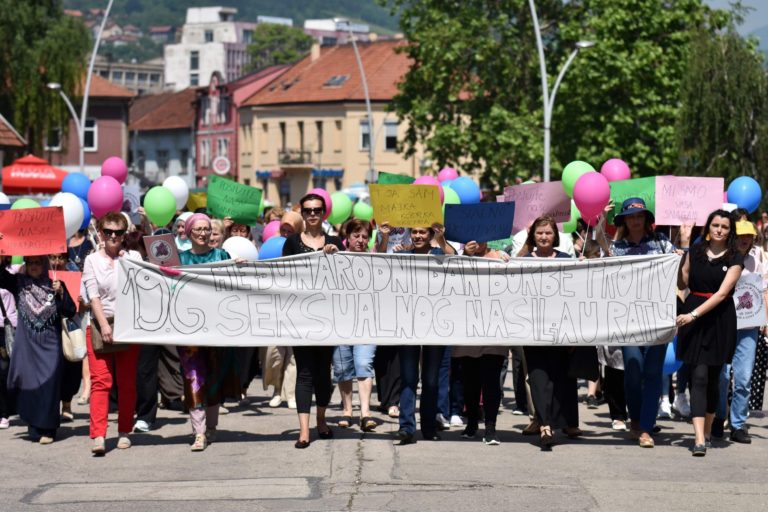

{"left": 0, "top": 193, "right": 9, "bottom": 205}
{"left": 50, "top": 192, "right": 85, "bottom": 238}
{"left": 163, "top": 176, "right": 190, "bottom": 211}
{"left": 222, "top": 236, "right": 259, "bottom": 261}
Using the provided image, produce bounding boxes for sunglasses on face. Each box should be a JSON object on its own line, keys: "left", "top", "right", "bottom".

{"left": 301, "top": 207, "right": 325, "bottom": 216}
{"left": 102, "top": 228, "right": 126, "bottom": 237}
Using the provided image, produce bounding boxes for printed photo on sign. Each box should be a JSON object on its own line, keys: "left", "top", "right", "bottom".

{"left": 143, "top": 234, "right": 181, "bottom": 267}
{"left": 735, "top": 272, "right": 766, "bottom": 329}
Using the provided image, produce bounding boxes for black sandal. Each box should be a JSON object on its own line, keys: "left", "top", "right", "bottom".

{"left": 338, "top": 416, "right": 352, "bottom": 428}
{"left": 295, "top": 439, "right": 310, "bottom": 449}
{"left": 361, "top": 417, "right": 377, "bottom": 432}
{"left": 318, "top": 427, "right": 334, "bottom": 439}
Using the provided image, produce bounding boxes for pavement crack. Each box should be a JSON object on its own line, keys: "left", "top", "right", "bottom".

{"left": 345, "top": 436, "right": 365, "bottom": 511}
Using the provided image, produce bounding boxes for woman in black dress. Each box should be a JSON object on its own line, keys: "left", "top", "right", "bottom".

{"left": 676, "top": 209, "right": 743, "bottom": 456}
{"left": 519, "top": 216, "right": 580, "bottom": 449}
{"left": 282, "top": 193, "right": 344, "bottom": 448}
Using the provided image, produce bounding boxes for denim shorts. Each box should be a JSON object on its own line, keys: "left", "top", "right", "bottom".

{"left": 332, "top": 345, "right": 376, "bottom": 381}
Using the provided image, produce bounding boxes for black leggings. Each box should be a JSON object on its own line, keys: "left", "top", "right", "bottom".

{"left": 603, "top": 366, "right": 627, "bottom": 421}
{"left": 460, "top": 355, "right": 505, "bottom": 428}
{"left": 690, "top": 363, "right": 722, "bottom": 418}
{"left": 293, "top": 346, "right": 334, "bottom": 414}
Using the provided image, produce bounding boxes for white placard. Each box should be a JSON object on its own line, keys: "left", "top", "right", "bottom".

{"left": 735, "top": 272, "right": 767, "bottom": 329}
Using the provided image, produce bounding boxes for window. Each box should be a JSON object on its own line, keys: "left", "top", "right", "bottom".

{"left": 156, "top": 149, "right": 169, "bottom": 172}
{"left": 384, "top": 121, "right": 398, "bottom": 151}
{"left": 323, "top": 75, "right": 349, "bottom": 87}
{"left": 243, "top": 178, "right": 251, "bottom": 186}
{"left": 99, "top": 70, "right": 109, "bottom": 78}
{"left": 83, "top": 118, "right": 97, "bottom": 151}
{"left": 334, "top": 120, "right": 342, "bottom": 152}
{"left": 316, "top": 121, "right": 323, "bottom": 153}
{"left": 261, "top": 178, "right": 269, "bottom": 196}
{"left": 298, "top": 121, "right": 304, "bottom": 151}
{"left": 149, "top": 73, "right": 160, "bottom": 83}
{"left": 243, "top": 29, "right": 253, "bottom": 44}
{"left": 180, "top": 149, "right": 189, "bottom": 172}
{"left": 190, "top": 51, "right": 199, "bottom": 71}
{"left": 200, "top": 140, "right": 211, "bottom": 167}
{"left": 217, "top": 138, "right": 229, "bottom": 158}
{"left": 260, "top": 123, "right": 268, "bottom": 153}
{"left": 359, "top": 119, "right": 371, "bottom": 150}
{"left": 112, "top": 70, "right": 123, "bottom": 81}
{"left": 312, "top": 176, "right": 327, "bottom": 189}
{"left": 138, "top": 72, "right": 148, "bottom": 83}
{"left": 190, "top": 73, "right": 199, "bottom": 86}
{"left": 205, "top": 30, "right": 214, "bottom": 43}
{"left": 279, "top": 122, "right": 286, "bottom": 151}
{"left": 125, "top": 71, "right": 136, "bottom": 82}
{"left": 137, "top": 150, "right": 145, "bottom": 172}
{"left": 44, "top": 127, "right": 62, "bottom": 151}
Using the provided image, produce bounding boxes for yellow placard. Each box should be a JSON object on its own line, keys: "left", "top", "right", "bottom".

{"left": 369, "top": 184, "right": 443, "bottom": 228}
{"left": 186, "top": 192, "right": 208, "bottom": 212}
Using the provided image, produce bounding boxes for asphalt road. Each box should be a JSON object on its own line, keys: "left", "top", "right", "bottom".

{"left": 1, "top": 375, "right": 767, "bottom": 512}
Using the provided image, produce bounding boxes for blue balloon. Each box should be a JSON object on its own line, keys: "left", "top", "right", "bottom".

{"left": 450, "top": 176, "right": 481, "bottom": 204}
{"left": 442, "top": 179, "right": 455, "bottom": 188}
{"left": 727, "top": 176, "right": 762, "bottom": 214}
{"left": 258, "top": 236, "right": 286, "bottom": 260}
{"left": 61, "top": 173, "right": 91, "bottom": 200}
{"left": 79, "top": 198, "right": 91, "bottom": 230}
{"left": 663, "top": 337, "right": 682, "bottom": 375}
{"left": 39, "top": 199, "right": 50, "bottom": 207}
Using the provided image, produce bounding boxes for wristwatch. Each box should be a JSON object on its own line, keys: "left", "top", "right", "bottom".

{"left": 690, "top": 310, "right": 699, "bottom": 319}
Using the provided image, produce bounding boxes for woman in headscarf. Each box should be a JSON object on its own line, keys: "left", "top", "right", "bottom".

{"left": 0, "top": 252, "right": 76, "bottom": 444}
{"left": 178, "top": 213, "right": 242, "bottom": 451}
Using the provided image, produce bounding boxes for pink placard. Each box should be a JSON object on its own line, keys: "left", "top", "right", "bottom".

{"left": 503, "top": 181, "right": 571, "bottom": 232}
{"left": 655, "top": 176, "right": 724, "bottom": 226}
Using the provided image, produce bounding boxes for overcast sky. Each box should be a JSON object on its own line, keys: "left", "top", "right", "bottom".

{"left": 704, "top": 0, "right": 767, "bottom": 34}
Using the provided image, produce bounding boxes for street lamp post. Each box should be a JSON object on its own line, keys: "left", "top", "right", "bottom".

{"left": 528, "top": 0, "right": 594, "bottom": 182}
{"left": 339, "top": 19, "right": 375, "bottom": 184}
{"left": 47, "top": 0, "right": 114, "bottom": 174}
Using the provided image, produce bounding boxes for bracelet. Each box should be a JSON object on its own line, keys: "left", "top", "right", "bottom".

{"left": 690, "top": 310, "right": 699, "bottom": 319}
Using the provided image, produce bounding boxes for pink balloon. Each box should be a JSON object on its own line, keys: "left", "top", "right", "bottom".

{"left": 101, "top": 156, "right": 128, "bottom": 185}
{"left": 573, "top": 172, "right": 610, "bottom": 223}
{"left": 437, "top": 167, "right": 459, "bottom": 182}
{"left": 87, "top": 176, "right": 123, "bottom": 218}
{"left": 262, "top": 220, "right": 281, "bottom": 242}
{"left": 723, "top": 191, "right": 728, "bottom": 202}
{"left": 413, "top": 175, "right": 445, "bottom": 203}
{"left": 309, "top": 188, "right": 332, "bottom": 220}
{"left": 600, "top": 159, "right": 631, "bottom": 182}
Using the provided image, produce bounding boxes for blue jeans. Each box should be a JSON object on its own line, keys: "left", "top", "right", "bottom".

{"left": 716, "top": 328, "right": 758, "bottom": 429}
{"left": 399, "top": 345, "right": 445, "bottom": 436}
{"left": 622, "top": 344, "right": 666, "bottom": 432}
{"left": 437, "top": 346, "right": 463, "bottom": 417}
{"left": 332, "top": 345, "right": 376, "bottom": 382}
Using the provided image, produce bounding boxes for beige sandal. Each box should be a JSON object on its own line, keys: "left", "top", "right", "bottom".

{"left": 116, "top": 435, "right": 131, "bottom": 449}
{"left": 191, "top": 433, "right": 207, "bottom": 452}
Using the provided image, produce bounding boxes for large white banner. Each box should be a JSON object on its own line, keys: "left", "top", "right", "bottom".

{"left": 114, "top": 253, "right": 680, "bottom": 347}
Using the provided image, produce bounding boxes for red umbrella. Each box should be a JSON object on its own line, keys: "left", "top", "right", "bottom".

{"left": 1, "top": 154, "right": 68, "bottom": 195}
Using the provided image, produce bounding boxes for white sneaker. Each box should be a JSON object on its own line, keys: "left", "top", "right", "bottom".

{"left": 436, "top": 413, "right": 451, "bottom": 430}
{"left": 450, "top": 415, "right": 465, "bottom": 427}
{"left": 287, "top": 399, "right": 297, "bottom": 410}
{"left": 672, "top": 393, "right": 691, "bottom": 418}
{"left": 612, "top": 419, "right": 628, "bottom": 431}
{"left": 0, "top": 417, "right": 9, "bottom": 429}
{"left": 268, "top": 395, "right": 283, "bottom": 408}
{"left": 133, "top": 420, "right": 150, "bottom": 433}
{"left": 657, "top": 396, "right": 672, "bottom": 419}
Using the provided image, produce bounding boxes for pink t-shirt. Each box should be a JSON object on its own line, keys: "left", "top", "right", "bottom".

{"left": 82, "top": 250, "right": 141, "bottom": 318}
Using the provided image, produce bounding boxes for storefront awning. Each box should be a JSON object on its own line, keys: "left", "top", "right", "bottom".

{"left": 1, "top": 155, "right": 68, "bottom": 195}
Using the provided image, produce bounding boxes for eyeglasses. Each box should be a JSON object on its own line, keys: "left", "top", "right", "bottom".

{"left": 191, "top": 227, "right": 212, "bottom": 234}
{"left": 301, "top": 207, "right": 325, "bottom": 216}
{"left": 102, "top": 228, "right": 126, "bottom": 237}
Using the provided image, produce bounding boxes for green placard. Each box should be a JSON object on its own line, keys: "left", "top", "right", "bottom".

{"left": 207, "top": 175, "right": 263, "bottom": 225}
{"left": 608, "top": 177, "right": 656, "bottom": 224}
{"left": 486, "top": 236, "right": 514, "bottom": 251}
{"left": 378, "top": 171, "right": 416, "bottom": 185}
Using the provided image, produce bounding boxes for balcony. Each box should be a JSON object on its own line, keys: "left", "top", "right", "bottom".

{"left": 278, "top": 149, "right": 312, "bottom": 167}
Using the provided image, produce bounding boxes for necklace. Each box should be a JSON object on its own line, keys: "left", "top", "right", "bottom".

{"left": 69, "top": 241, "right": 87, "bottom": 264}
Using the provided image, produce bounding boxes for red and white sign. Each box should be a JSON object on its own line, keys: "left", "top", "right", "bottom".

{"left": 212, "top": 156, "right": 231, "bottom": 176}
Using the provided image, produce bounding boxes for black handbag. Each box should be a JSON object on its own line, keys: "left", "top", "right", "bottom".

{"left": 0, "top": 296, "right": 15, "bottom": 359}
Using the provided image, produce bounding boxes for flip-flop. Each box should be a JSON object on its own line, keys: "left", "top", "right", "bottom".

{"left": 338, "top": 416, "right": 352, "bottom": 428}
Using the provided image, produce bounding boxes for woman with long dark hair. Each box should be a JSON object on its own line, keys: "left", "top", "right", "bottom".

{"left": 676, "top": 209, "right": 743, "bottom": 456}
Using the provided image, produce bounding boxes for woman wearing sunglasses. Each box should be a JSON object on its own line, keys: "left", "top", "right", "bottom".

{"left": 0, "top": 249, "right": 76, "bottom": 445}
{"left": 82, "top": 212, "right": 142, "bottom": 455}
{"left": 282, "top": 193, "right": 343, "bottom": 448}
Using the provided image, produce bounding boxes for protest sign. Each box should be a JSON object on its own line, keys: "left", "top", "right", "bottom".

{"left": 187, "top": 192, "right": 208, "bottom": 212}
{"left": 122, "top": 185, "right": 141, "bottom": 213}
{"left": 0, "top": 207, "right": 67, "bottom": 256}
{"left": 115, "top": 253, "right": 679, "bottom": 347}
{"left": 49, "top": 270, "right": 82, "bottom": 311}
{"left": 503, "top": 181, "right": 570, "bottom": 232}
{"left": 735, "top": 272, "right": 766, "bottom": 329}
{"left": 655, "top": 176, "right": 724, "bottom": 226}
{"left": 143, "top": 234, "right": 181, "bottom": 267}
{"left": 369, "top": 184, "right": 442, "bottom": 228}
{"left": 378, "top": 172, "right": 415, "bottom": 185}
{"left": 486, "top": 236, "right": 514, "bottom": 251}
{"left": 608, "top": 177, "right": 656, "bottom": 224}
{"left": 207, "top": 176, "right": 262, "bottom": 225}
{"left": 444, "top": 202, "right": 516, "bottom": 243}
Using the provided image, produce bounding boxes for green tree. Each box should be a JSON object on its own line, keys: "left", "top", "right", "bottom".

{"left": 676, "top": 29, "right": 768, "bottom": 183}
{"left": 0, "top": 0, "right": 90, "bottom": 153}
{"left": 246, "top": 23, "right": 314, "bottom": 71}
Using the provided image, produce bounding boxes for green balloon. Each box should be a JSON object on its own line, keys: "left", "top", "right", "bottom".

{"left": 328, "top": 192, "right": 353, "bottom": 225}
{"left": 144, "top": 186, "right": 177, "bottom": 227}
{"left": 442, "top": 185, "right": 461, "bottom": 218}
{"left": 11, "top": 198, "right": 40, "bottom": 210}
{"left": 353, "top": 201, "right": 374, "bottom": 221}
{"left": 11, "top": 255, "right": 23, "bottom": 265}
{"left": 368, "top": 229, "right": 377, "bottom": 251}
{"left": 522, "top": 180, "right": 535, "bottom": 185}
{"left": 561, "top": 161, "right": 595, "bottom": 198}
{"left": 562, "top": 200, "right": 581, "bottom": 233}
